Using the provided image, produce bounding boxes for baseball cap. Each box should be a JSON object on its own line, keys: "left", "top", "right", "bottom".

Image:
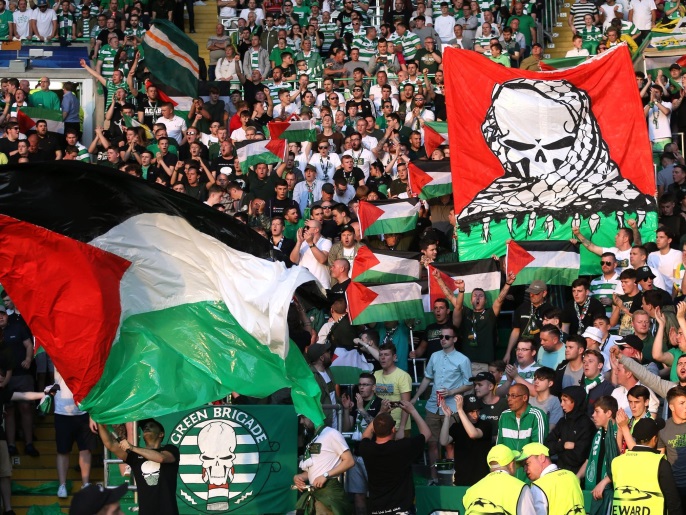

{"left": 636, "top": 265, "right": 656, "bottom": 281}
{"left": 631, "top": 417, "right": 666, "bottom": 442}
{"left": 0, "top": 305, "right": 6, "bottom": 314}
{"left": 470, "top": 371, "right": 496, "bottom": 385}
{"left": 525, "top": 280, "right": 547, "bottom": 294}
{"left": 340, "top": 224, "right": 355, "bottom": 234}
{"left": 581, "top": 326, "right": 603, "bottom": 344}
{"left": 69, "top": 484, "right": 128, "bottom": 515}
{"left": 486, "top": 444, "right": 520, "bottom": 466}
{"left": 306, "top": 342, "right": 331, "bottom": 363}
{"left": 138, "top": 418, "right": 164, "bottom": 433}
{"left": 35, "top": 0, "right": 48, "bottom": 5}
{"left": 463, "top": 395, "right": 483, "bottom": 412}
{"left": 517, "top": 442, "right": 550, "bottom": 461}
{"left": 615, "top": 334, "right": 644, "bottom": 352}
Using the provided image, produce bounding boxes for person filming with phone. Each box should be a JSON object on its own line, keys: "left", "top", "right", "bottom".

{"left": 289, "top": 219, "right": 332, "bottom": 289}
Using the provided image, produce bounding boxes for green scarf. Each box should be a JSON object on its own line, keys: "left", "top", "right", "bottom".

{"left": 583, "top": 375, "right": 603, "bottom": 394}
{"left": 294, "top": 477, "right": 353, "bottom": 515}
{"left": 585, "top": 421, "right": 618, "bottom": 489}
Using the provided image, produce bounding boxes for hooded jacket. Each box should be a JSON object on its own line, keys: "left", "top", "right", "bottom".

{"left": 544, "top": 385, "right": 597, "bottom": 473}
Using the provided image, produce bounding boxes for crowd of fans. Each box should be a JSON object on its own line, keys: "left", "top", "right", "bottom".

{"left": 3, "top": 0, "right": 686, "bottom": 512}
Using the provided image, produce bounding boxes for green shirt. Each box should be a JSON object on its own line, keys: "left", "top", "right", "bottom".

{"left": 97, "top": 44, "right": 119, "bottom": 79}
{"left": 0, "top": 9, "right": 13, "bottom": 39}
{"left": 508, "top": 14, "right": 536, "bottom": 45}
{"left": 29, "top": 90, "right": 61, "bottom": 111}
{"left": 489, "top": 53, "right": 511, "bottom": 67}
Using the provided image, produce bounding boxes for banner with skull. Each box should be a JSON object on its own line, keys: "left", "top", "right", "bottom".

{"left": 444, "top": 45, "right": 658, "bottom": 275}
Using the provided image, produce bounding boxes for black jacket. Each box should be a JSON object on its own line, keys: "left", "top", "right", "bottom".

{"left": 544, "top": 386, "right": 597, "bottom": 474}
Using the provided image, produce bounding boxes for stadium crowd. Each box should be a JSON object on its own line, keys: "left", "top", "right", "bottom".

{"left": 2, "top": 0, "right": 686, "bottom": 512}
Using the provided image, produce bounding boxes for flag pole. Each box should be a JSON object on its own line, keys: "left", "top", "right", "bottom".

{"left": 409, "top": 322, "right": 418, "bottom": 383}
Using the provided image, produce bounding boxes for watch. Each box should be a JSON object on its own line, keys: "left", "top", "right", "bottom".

{"left": 323, "top": 472, "right": 330, "bottom": 479}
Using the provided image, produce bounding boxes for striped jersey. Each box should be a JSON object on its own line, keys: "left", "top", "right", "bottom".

{"left": 570, "top": 1, "right": 599, "bottom": 31}
{"left": 390, "top": 31, "right": 421, "bottom": 60}
{"left": 97, "top": 44, "right": 118, "bottom": 79}
{"left": 352, "top": 35, "right": 377, "bottom": 63}
{"left": 319, "top": 22, "right": 339, "bottom": 52}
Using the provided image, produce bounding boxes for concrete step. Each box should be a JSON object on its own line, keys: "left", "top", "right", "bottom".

{"left": 12, "top": 467, "right": 102, "bottom": 481}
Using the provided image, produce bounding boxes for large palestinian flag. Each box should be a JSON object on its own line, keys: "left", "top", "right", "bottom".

{"left": 0, "top": 163, "right": 325, "bottom": 425}
{"left": 506, "top": 240, "right": 580, "bottom": 286}
{"left": 351, "top": 246, "right": 421, "bottom": 284}
{"left": 444, "top": 44, "right": 657, "bottom": 276}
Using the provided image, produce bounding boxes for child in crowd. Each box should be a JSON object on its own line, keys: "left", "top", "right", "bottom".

{"left": 615, "top": 384, "right": 653, "bottom": 453}
{"left": 529, "top": 367, "right": 563, "bottom": 430}
{"left": 544, "top": 385, "right": 595, "bottom": 474}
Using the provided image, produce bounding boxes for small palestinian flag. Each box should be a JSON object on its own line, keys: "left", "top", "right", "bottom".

{"left": 428, "top": 259, "right": 501, "bottom": 309}
{"left": 330, "top": 348, "right": 374, "bottom": 386}
{"left": 358, "top": 198, "right": 420, "bottom": 237}
{"left": 408, "top": 161, "right": 452, "bottom": 200}
{"left": 0, "top": 163, "right": 325, "bottom": 426}
{"left": 267, "top": 120, "right": 317, "bottom": 142}
{"left": 346, "top": 281, "right": 425, "bottom": 325}
{"left": 423, "top": 121, "right": 448, "bottom": 155}
{"left": 236, "top": 139, "right": 287, "bottom": 170}
{"left": 506, "top": 240, "right": 580, "bottom": 286}
{"left": 17, "top": 107, "right": 64, "bottom": 134}
{"left": 351, "top": 246, "right": 421, "bottom": 284}
{"left": 121, "top": 115, "right": 153, "bottom": 141}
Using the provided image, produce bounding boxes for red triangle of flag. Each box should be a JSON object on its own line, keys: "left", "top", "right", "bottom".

{"left": 506, "top": 241, "right": 535, "bottom": 276}
{"left": 428, "top": 265, "right": 458, "bottom": 306}
{"left": 16, "top": 110, "right": 35, "bottom": 134}
{"left": 351, "top": 246, "right": 380, "bottom": 281}
{"left": 145, "top": 80, "right": 178, "bottom": 106}
{"left": 346, "top": 281, "right": 378, "bottom": 321}
{"left": 265, "top": 138, "right": 286, "bottom": 159}
{"left": 677, "top": 55, "right": 686, "bottom": 68}
{"left": 267, "top": 122, "right": 288, "bottom": 140}
{"left": 423, "top": 124, "right": 445, "bottom": 156}
{"left": 358, "top": 201, "right": 385, "bottom": 236}
{"left": 408, "top": 163, "right": 433, "bottom": 196}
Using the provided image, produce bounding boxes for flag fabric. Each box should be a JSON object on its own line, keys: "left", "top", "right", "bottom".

{"left": 0, "top": 162, "right": 325, "bottom": 426}
{"left": 330, "top": 348, "right": 374, "bottom": 385}
{"left": 408, "top": 161, "right": 452, "bottom": 200}
{"left": 506, "top": 240, "right": 580, "bottom": 286}
{"left": 121, "top": 115, "right": 153, "bottom": 140}
{"left": 351, "top": 246, "right": 421, "bottom": 284}
{"left": 444, "top": 44, "right": 657, "bottom": 276}
{"left": 428, "top": 259, "right": 501, "bottom": 309}
{"left": 236, "top": 139, "right": 287, "bottom": 170}
{"left": 358, "top": 198, "right": 420, "bottom": 237}
{"left": 267, "top": 120, "right": 317, "bottom": 142}
{"left": 146, "top": 79, "right": 178, "bottom": 106}
{"left": 423, "top": 121, "right": 448, "bottom": 155}
{"left": 539, "top": 56, "right": 589, "bottom": 70}
{"left": 346, "top": 281, "right": 425, "bottom": 325}
{"left": 17, "top": 107, "right": 64, "bottom": 134}
{"left": 142, "top": 20, "right": 199, "bottom": 98}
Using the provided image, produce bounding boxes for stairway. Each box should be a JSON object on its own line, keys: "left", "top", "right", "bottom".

{"left": 183, "top": 1, "right": 221, "bottom": 70}
{"left": 544, "top": 1, "right": 576, "bottom": 59}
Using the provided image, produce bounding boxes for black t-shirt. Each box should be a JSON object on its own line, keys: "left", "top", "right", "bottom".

{"left": 333, "top": 167, "right": 365, "bottom": 187}
{"left": 329, "top": 278, "right": 350, "bottom": 302}
{"left": 185, "top": 183, "right": 207, "bottom": 202}
{"left": 359, "top": 435, "right": 426, "bottom": 514}
{"left": 266, "top": 197, "right": 300, "bottom": 218}
{"left": 97, "top": 28, "right": 124, "bottom": 45}
{"left": 479, "top": 396, "right": 509, "bottom": 441}
{"left": 365, "top": 174, "right": 392, "bottom": 194}
{"left": 126, "top": 444, "right": 180, "bottom": 515}
{"left": 561, "top": 297, "right": 606, "bottom": 335}
{"left": 3, "top": 321, "right": 32, "bottom": 376}
{"left": 449, "top": 417, "right": 493, "bottom": 485}
{"left": 212, "top": 156, "right": 235, "bottom": 177}
{"left": 0, "top": 138, "right": 18, "bottom": 156}
{"left": 137, "top": 98, "right": 162, "bottom": 127}
{"left": 513, "top": 301, "right": 553, "bottom": 345}
{"left": 345, "top": 99, "right": 374, "bottom": 118}
{"left": 458, "top": 307, "right": 498, "bottom": 364}
{"left": 35, "top": 133, "right": 61, "bottom": 160}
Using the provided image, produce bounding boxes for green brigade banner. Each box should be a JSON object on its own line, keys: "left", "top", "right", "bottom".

{"left": 443, "top": 45, "right": 658, "bottom": 276}
{"left": 157, "top": 405, "right": 297, "bottom": 514}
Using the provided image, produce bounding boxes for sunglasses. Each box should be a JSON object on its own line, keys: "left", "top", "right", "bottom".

{"left": 440, "top": 334, "right": 454, "bottom": 340}
{"left": 318, "top": 146, "right": 328, "bottom": 150}
{"left": 600, "top": 261, "right": 614, "bottom": 266}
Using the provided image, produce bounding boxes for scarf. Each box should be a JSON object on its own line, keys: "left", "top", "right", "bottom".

{"left": 574, "top": 298, "right": 591, "bottom": 334}
{"left": 585, "top": 421, "right": 618, "bottom": 489}
{"left": 583, "top": 375, "right": 603, "bottom": 394}
{"left": 294, "top": 476, "right": 353, "bottom": 515}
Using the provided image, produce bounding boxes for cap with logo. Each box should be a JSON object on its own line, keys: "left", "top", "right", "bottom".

{"left": 525, "top": 280, "right": 547, "bottom": 294}
{"left": 631, "top": 417, "right": 666, "bottom": 442}
{"left": 340, "top": 225, "right": 355, "bottom": 234}
{"left": 615, "top": 334, "right": 644, "bottom": 352}
{"left": 463, "top": 395, "right": 483, "bottom": 412}
{"left": 469, "top": 371, "right": 496, "bottom": 385}
{"left": 517, "top": 442, "right": 550, "bottom": 461}
{"left": 636, "top": 265, "right": 656, "bottom": 281}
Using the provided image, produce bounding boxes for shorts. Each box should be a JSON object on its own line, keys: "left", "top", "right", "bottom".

{"left": 425, "top": 410, "right": 444, "bottom": 443}
{"left": 345, "top": 455, "right": 368, "bottom": 494}
{"left": 55, "top": 413, "right": 97, "bottom": 454}
{"left": 35, "top": 352, "right": 54, "bottom": 374}
{"left": 8, "top": 375, "right": 34, "bottom": 396}
{"left": 0, "top": 441, "right": 11, "bottom": 478}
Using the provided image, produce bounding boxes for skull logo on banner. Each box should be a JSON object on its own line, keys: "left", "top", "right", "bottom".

{"left": 198, "top": 421, "right": 237, "bottom": 511}
{"left": 458, "top": 78, "right": 653, "bottom": 238}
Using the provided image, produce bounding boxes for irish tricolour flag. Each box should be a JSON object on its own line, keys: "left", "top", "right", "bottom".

{"left": 268, "top": 120, "right": 317, "bottom": 142}
{"left": 0, "top": 163, "right": 324, "bottom": 425}
{"left": 507, "top": 240, "right": 580, "bottom": 286}
{"left": 408, "top": 161, "right": 452, "bottom": 200}
{"left": 346, "top": 281, "right": 425, "bottom": 325}
{"left": 358, "top": 198, "right": 420, "bottom": 237}
{"left": 142, "top": 20, "right": 199, "bottom": 98}
{"left": 351, "top": 246, "right": 421, "bottom": 284}
{"left": 237, "top": 139, "right": 287, "bottom": 170}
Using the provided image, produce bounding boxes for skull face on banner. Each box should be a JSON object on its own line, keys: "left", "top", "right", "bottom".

{"left": 458, "top": 78, "right": 653, "bottom": 237}
{"left": 198, "top": 421, "right": 237, "bottom": 511}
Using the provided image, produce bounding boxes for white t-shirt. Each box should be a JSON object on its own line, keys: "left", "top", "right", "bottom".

{"left": 629, "top": 0, "right": 657, "bottom": 29}
{"left": 309, "top": 152, "right": 341, "bottom": 183}
{"left": 13, "top": 8, "right": 33, "bottom": 39}
{"left": 230, "top": 127, "right": 246, "bottom": 142}
{"left": 298, "top": 427, "right": 349, "bottom": 481}
{"left": 612, "top": 383, "right": 659, "bottom": 417}
{"left": 434, "top": 15, "right": 456, "bottom": 42}
{"left": 600, "top": 3, "right": 623, "bottom": 29}
{"left": 603, "top": 246, "right": 631, "bottom": 272}
{"left": 648, "top": 248, "right": 683, "bottom": 293}
{"left": 158, "top": 115, "right": 187, "bottom": 144}
{"left": 31, "top": 8, "right": 56, "bottom": 39}
{"left": 342, "top": 148, "right": 374, "bottom": 179}
{"left": 298, "top": 237, "right": 333, "bottom": 289}
{"left": 646, "top": 101, "right": 672, "bottom": 141}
